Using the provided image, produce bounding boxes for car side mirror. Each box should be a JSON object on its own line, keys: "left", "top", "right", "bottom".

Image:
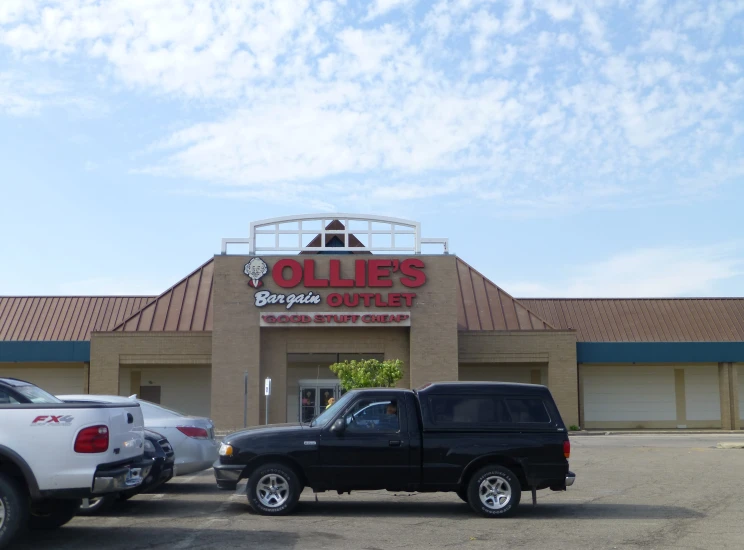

{"left": 330, "top": 418, "right": 346, "bottom": 434}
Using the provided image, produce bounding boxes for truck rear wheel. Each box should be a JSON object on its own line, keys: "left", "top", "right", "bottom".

{"left": 0, "top": 473, "right": 29, "bottom": 549}
{"left": 246, "top": 464, "right": 301, "bottom": 516}
{"left": 467, "top": 465, "right": 521, "bottom": 518}
{"left": 28, "top": 499, "right": 80, "bottom": 530}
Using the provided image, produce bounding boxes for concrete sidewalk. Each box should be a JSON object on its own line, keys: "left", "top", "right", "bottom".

{"left": 570, "top": 429, "right": 743, "bottom": 436}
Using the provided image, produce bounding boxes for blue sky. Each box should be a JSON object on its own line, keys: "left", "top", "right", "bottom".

{"left": 1, "top": 0, "right": 743, "bottom": 298}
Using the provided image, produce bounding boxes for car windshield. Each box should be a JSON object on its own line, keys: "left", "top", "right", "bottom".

{"left": 310, "top": 391, "right": 354, "bottom": 427}
{"left": 14, "top": 384, "right": 63, "bottom": 404}
{"left": 138, "top": 400, "right": 186, "bottom": 417}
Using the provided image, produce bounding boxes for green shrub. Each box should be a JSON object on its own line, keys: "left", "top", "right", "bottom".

{"left": 329, "top": 358, "right": 404, "bottom": 390}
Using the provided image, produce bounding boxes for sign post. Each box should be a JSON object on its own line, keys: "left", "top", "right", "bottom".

{"left": 243, "top": 372, "right": 248, "bottom": 428}
{"left": 264, "top": 378, "right": 272, "bottom": 425}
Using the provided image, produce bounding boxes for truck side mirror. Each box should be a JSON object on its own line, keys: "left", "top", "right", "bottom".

{"left": 330, "top": 418, "right": 346, "bottom": 434}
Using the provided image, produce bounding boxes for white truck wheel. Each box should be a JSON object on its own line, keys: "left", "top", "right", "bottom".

{"left": 0, "top": 473, "right": 29, "bottom": 549}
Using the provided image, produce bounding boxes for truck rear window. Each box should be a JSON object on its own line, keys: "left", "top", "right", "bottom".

{"left": 504, "top": 398, "right": 551, "bottom": 423}
{"left": 428, "top": 396, "right": 551, "bottom": 426}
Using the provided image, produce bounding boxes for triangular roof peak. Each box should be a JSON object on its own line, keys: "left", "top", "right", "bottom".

{"left": 110, "top": 255, "right": 555, "bottom": 334}
{"left": 300, "top": 219, "right": 367, "bottom": 253}
{"left": 112, "top": 259, "right": 214, "bottom": 333}
{"left": 455, "top": 258, "right": 556, "bottom": 331}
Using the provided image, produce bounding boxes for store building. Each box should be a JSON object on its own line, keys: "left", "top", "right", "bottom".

{"left": 1, "top": 214, "right": 743, "bottom": 431}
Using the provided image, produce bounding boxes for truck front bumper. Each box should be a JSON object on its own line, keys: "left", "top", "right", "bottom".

{"left": 92, "top": 458, "right": 153, "bottom": 494}
{"left": 213, "top": 461, "right": 244, "bottom": 489}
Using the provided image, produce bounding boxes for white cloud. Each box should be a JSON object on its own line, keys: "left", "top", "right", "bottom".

{"left": 0, "top": 71, "right": 105, "bottom": 116}
{"left": 365, "top": 0, "right": 417, "bottom": 21}
{"left": 507, "top": 245, "right": 744, "bottom": 298}
{"left": 1, "top": 0, "right": 742, "bottom": 215}
{"left": 541, "top": 1, "right": 575, "bottom": 22}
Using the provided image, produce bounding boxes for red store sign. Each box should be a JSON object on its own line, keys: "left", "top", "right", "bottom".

{"left": 246, "top": 258, "right": 426, "bottom": 310}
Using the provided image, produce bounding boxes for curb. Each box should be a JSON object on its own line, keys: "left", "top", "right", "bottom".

{"left": 569, "top": 430, "right": 744, "bottom": 436}
{"left": 716, "top": 442, "right": 744, "bottom": 449}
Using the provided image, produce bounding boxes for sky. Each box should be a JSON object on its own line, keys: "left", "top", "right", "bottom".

{"left": 0, "top": 0, "right": 743, "bottom": 299}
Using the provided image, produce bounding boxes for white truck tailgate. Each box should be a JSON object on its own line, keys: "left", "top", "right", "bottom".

{"left": 2, "top": 403, "right": 145, "bottom": 491}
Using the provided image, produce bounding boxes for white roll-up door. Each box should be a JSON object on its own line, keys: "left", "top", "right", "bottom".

{"left": 0, "top": 365, "right": 85, "bottom": 395}
{"left": 583, "top": 366, "right": 676, "bottom": 425}
{"left": 684, "top": 366, "right": 720, "bottom": 421}
{"left": 739, "top": 365, "right": 744, "bottom": 421}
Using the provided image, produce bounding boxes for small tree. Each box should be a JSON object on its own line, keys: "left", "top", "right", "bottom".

{"left": 329, "top": 358, "right": 404, "bottom": 390}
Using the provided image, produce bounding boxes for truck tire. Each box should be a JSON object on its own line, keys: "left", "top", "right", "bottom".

{"left": 28, "top": 499, "right": 80, "bottom": 530}
{"left": 78, "top": 494, "right": 117, "bottom": 516}
{"left": 456, "top": 489, "right": 469, "bottom": 503}
{"left": 0, "top": 473, "right": 29, "bottom": 550}
{"left": 246, "top": 463, "right": 302, "bottom": 516}
{"left": 466, "top": 465, "right": 521, "bottom": 518}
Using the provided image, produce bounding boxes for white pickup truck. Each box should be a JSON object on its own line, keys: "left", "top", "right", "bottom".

{"left": 0, "top": 377, "right": 151, "bottom": 548}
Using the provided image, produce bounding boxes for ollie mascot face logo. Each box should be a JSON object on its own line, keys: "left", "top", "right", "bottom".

{"left": 244, "top": 257, "right": 269, "bottom": 288}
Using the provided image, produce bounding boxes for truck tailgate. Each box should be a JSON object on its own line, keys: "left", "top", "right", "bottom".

{"left": 2, "top": 402, "right": 145, "bottom": 491}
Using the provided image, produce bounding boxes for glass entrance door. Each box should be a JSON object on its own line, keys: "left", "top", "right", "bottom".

{"left": 298, "top": 380, "right": 345, "bottom": 422}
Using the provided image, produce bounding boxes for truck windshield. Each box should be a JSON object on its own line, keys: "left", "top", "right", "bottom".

{"left": 14, "top": 384, "right": 63, "bottom": 404}
{"left": 310, "top": 391, "right": 354, "bottom": 428}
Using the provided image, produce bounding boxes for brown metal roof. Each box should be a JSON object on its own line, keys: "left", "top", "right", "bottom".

{"left": 519, "top": 299, "right": 744, "bottom": 342}
{"left": 114, "top": 259, "right": 214, "bottom": 333}
{"left": 456, "top": 259, "right": 554, "bottom": 331}
{"left": 0, "top": 296, "right": 154, "bottom": 341}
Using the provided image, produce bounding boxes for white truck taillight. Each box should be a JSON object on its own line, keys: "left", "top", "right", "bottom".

{"left": 74, "top": 425, "right": 109, "bottom": 453}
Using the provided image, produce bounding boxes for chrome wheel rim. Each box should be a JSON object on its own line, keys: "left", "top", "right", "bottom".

{"left": 257, "top": 474, "right": 289, "bottom": 508}
{"left": 479, "top": 475, "right": 511, "bottom": 510}
{"left": 0, "top": 497, "right": 6, "bottom": 529}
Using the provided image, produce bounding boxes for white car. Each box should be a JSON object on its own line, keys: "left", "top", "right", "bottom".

{"left": 58, "top": 395, "right": 219, "bottom": 477}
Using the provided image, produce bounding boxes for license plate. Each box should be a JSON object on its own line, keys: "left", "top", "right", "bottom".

{"left": 125, "top": 467, "right": 143, "bottom": 487}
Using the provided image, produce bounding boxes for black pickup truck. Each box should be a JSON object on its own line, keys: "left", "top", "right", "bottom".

{"left": 214, "top": 382, "right": 575, "bottom": 517}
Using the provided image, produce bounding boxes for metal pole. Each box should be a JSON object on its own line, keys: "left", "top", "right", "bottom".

{"left": 265, "top": 393, "right": 269, "bottom": 425}
{"left": 243, "top": 371, "right": 248, "bottom": 428}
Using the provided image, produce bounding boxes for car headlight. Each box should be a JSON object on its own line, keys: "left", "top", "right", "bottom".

{"left": 219, "top": 443, "right": 233, "bottom": 457}
{"left": 144, "top": 439, "right": 156, "bottom": 453}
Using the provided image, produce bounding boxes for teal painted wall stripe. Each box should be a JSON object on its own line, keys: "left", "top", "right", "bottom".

{"left": 2, "top": 341, "right": 743, "bottom": 365}
{"left": 577, "top": 342, "right": 744, "bottom": 363}
{"left": 0, "top": 342, "right": 90, "bottom": 362}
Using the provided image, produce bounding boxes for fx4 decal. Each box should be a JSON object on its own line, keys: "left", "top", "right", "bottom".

{"left": 31, "top": 415, "right": 75, "bottom": 426}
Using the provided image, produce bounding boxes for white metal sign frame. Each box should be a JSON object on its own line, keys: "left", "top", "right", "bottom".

{"left": 221, "top": 214, "right": 448, "bottom": 255}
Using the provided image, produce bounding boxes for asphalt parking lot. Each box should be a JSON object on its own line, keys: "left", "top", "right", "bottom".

{"left": 14, "top": 434, "right": 744, "bottom": 550}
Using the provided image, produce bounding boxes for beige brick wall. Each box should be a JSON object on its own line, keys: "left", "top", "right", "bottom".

{"left": 212, "top": 254, "right": 459, "bottom": 431}
{"left": 89, "top": 332, "right": 212, "bottom": 396}
{"left": 458, "top": 331, "right": 579, "bottom": 427}
{"left": 0, "top": 362, "right": 87, "bottom": 395}
{"left": 260, "top": 327, "right": 410, "bottom": 425}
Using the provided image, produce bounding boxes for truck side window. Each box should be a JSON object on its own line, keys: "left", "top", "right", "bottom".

{"left": 345, "top": 398, "right": 400, "bottom": 433}
{"left": 0, "top": 389, "right": 20, "bottom": 404}
{"left": 505, "top": 398, "right": 551, "bottom": 423}
{"left": 428, "top": 396, "right": 511, "bottom": 425}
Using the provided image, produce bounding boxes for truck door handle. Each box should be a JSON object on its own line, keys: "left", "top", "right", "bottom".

{"left": 127, "top": 413, "right": 134, "bottom": 424}
{"left": 389, "top": 440, "right": 401, "bottom": 447}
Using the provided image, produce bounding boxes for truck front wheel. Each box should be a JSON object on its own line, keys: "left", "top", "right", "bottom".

{"left": 467, "top": 465, "right": 521, "bottom": 518}
{"left": 246, "top": 464, "right": 302, "bottom": 516}
{"left": 28, "top": 499, "right": 80, "bottom": 530}
{"left": 0, "top": 473, "right": 29, "bottom": 549}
